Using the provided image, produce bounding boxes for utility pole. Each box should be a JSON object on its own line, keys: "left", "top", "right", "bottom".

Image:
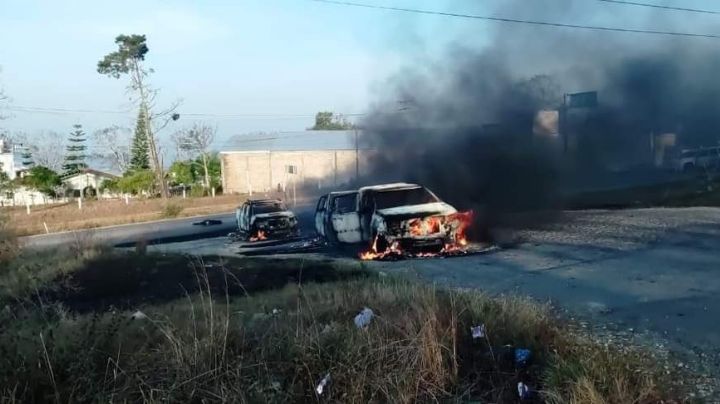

{"left": 354, "top": 128, "right": 359, "bottom": 182}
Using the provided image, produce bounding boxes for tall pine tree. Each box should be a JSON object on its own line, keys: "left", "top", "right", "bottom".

{"left": 63, "top": 124, "right": 88, "bottom": 174}
{"left": 20, "top": 145, "right": 34, "bottom": 168}
{"left": 129, "top": 108, "right": 150, "bottom": 172}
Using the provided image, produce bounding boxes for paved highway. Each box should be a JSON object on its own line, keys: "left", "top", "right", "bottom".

{"left": 19, "top": 212, "right": 237, "bottom": 249}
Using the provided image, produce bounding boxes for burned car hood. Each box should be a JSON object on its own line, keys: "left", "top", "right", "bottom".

{"left": 376, "top": 202, "right": 457, "bottom": 220}
{"left": 253, "top": 211, "right": 295, "bottom": 220}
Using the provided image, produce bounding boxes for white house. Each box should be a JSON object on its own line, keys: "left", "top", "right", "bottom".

{"left": 0, "top": 138, "right": 16, "bottom": 180}
{"left": 62, "top": 168, "right": 119, "bottom": 198}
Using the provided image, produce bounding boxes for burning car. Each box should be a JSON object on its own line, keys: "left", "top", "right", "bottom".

{"left": 315, "top": 183, "right": 472, "bottom": 259}
{"left": 235, "top": 199, "right": 299, "bottom": 241}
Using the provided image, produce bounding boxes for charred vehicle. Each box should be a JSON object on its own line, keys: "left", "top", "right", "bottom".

{"left": 316, "top": 183, "right": 472, "bottom": 257}
{"left": 314, "top": 190, "right": 358, "bottom": 244}
{"left": 236, "top": 199, "right": 299, "bottom": 241}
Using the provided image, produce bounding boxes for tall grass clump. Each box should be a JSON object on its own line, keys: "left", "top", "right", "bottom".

{"left": 161, "top": 203, "right": 183, "bottom": 218}
{"left": 0, "top": 212, "right": 18, "bottom": 265}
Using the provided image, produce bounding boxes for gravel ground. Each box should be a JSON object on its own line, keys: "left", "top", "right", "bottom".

{"left": 375, "top": 207, "right": 720, "bottom": 401}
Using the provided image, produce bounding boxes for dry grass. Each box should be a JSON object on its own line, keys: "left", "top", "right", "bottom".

{"left": 0, "top": 212, "right": 19, "bottom": 264}
{"left": 0, "top": 254, "right": 679, "bottom": 403}
{"left": 3, "top": 195, "right": 243, "bottom": 236}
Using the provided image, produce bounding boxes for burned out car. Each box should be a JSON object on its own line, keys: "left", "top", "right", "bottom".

{"left": 235, "top": 199, "right": 299, "bottom": 241}
{"left": 316, "top": 183, "right": 472, "bottom": 256}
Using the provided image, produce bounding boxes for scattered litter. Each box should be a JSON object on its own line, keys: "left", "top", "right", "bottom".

{"left": 131, "top": 310, "right": 147, "bottom": 320}
{"left": 378, "top": 271, "right": 388, "bottom": 277}
{"left": 515, "top": 348, "right": 531, "bottom": 367}
{"left": 315, "top": 373, "right": 331, "bottom": 395}
{"left": 354, "top": 307, "right": 374, "bottom": 329}
{"left": 272, "top": 308, "right": 282, "bottom": 315}
{"left": 517, "top": 382, "right": 530, "bottom": 399}
{"left": 471, "top": 324, "right": 486, "bottom": 339}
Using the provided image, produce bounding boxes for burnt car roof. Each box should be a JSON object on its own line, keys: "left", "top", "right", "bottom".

{"left": 328, "top": 190, "right": 358, "bottom": 196}
{"left": 359, "top": 183, "right": 421, "bottom": 193}
{"left": 246, "top": 199, "right": 284, "bottom": 205}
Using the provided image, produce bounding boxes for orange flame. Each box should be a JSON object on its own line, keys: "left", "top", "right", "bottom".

{"left": 359, "top": 235, "right": 402, "bottom": 260}
{"left": 408, "top": 216, "right": 442, "bottom": 237}
{"left": 359, "top": 210, "right": 474, "bottom": 260}
{"left": 249, "top": 230, "right": 267, "bottom": 242}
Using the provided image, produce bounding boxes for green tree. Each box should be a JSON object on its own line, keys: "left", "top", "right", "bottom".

{"left": 62, "top": 124, "right": 88, "bottom": 174}
{"left": 0, "top": 171, "right": 14, "bottom": 200}
{"left": 23, "top": 165, "right": 61, "bottom": 197}
{"left": 20, "top": 146, "right": 34, "bottom": 168}
{"left": 205, "top": 153, "right": 222, "bottom": 189}
{"left": 117, "top": 169, "right": 155, "bottom": 195}
{"left": 130, "top": 109, "right": 150, "bottom": 171}
{"left": 98, "top": 34, "right": 168, "bottom": 198}
{"left": 311, "top": 111, "right": 354, "bottom": 130}
{"left": 168, "top": 160, "right": 195, "bottom": 186}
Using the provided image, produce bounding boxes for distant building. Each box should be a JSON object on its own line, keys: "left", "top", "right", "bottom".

{"left": 220, "top": 130, "right": 370, "bottom": 195}
{"left": 62, "top": 168, "right": 119, "bottom": 197}
{"left": 0, "top": 138, "right": 16, "bottom": 180}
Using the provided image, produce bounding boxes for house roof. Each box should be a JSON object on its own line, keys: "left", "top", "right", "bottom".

{"left": 62, "top": 168, "right": 119, "bottom": 180}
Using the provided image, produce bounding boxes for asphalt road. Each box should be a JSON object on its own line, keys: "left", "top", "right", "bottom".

{"left": 19, "top": 212, "right": 237, "bottom": 249}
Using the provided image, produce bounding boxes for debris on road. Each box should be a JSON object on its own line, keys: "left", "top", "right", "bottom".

{"left": 193, "top": 219, "right": 223, "bottom": 226}
{"left": 237, "top": 237, "right": 326, "bottom": 256}
{"left": 354, "top": 307, "right": 374, "bottom": 329}
{"left": 315, "top": 373, "right": 331, "bottom": 395}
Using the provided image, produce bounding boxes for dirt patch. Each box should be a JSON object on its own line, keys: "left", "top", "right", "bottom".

{"left": 42, "top": 253, "right": 366, "bottom": 312}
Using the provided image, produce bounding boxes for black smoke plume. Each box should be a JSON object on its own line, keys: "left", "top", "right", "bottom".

{"left": 360, "top": 0, "right": 720, "bottom": 234}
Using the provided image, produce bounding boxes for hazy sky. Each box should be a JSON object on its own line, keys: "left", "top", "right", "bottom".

{"left": 0, "top": 0, "right": 496, "bottom": 143}
{"left": 1, "top": 0, "right": 716, "bottom": 149}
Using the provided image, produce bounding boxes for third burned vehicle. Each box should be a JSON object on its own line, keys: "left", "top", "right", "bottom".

{"left": 236, "top": 199, "right": 299, "bottom": 241}
{"left": 315, "top": 183, "right": 472, "bottom": 255}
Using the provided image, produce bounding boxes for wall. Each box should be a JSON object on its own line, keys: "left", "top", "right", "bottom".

{"left": 220, "top": 150, "right": 369, "bottom": 195}
{"left": 0, "top": 152, "right": 15, "bottom": 180}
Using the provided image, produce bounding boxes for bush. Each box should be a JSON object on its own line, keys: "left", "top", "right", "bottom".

{"left": 161, "top": 203, "right": 183, "bottom": 218}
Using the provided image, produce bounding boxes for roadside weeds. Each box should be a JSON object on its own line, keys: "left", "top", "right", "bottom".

{"left": 0, "top": 250, "right": 685, "bottom": 403}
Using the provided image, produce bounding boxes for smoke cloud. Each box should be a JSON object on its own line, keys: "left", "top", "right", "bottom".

{"left": 360, "top": 0, "right": 720, "bottom": 230}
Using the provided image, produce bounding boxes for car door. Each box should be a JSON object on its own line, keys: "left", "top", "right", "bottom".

{"left": 331, "top": 192, "right": 362, "bottom": 243}
{"left": 314, "top": 195, "right": 328, "bottom": 237}
{"left": 240, "top": 204, "right": 250, "bottom": 232}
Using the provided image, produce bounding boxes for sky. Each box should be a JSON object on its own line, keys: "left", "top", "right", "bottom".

{"left": 1, "top": 0, "right": 717, "bottom": 152}
{"left": 0, "top": 0, "right": 495, "bottom": 147}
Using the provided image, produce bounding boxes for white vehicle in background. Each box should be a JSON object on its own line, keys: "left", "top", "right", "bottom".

{"left": 674, "top": 147, "right": 720, "bottom": 172}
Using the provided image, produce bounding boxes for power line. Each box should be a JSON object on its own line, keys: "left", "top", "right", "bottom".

{"left": 7, "top": 105, "right": 368, "bottom": 119}
{"left": 596, "top": 0, "right": 720, "bottom": 15}
{"left": 307, "top": 0, "right": 720, "bottom": 39}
